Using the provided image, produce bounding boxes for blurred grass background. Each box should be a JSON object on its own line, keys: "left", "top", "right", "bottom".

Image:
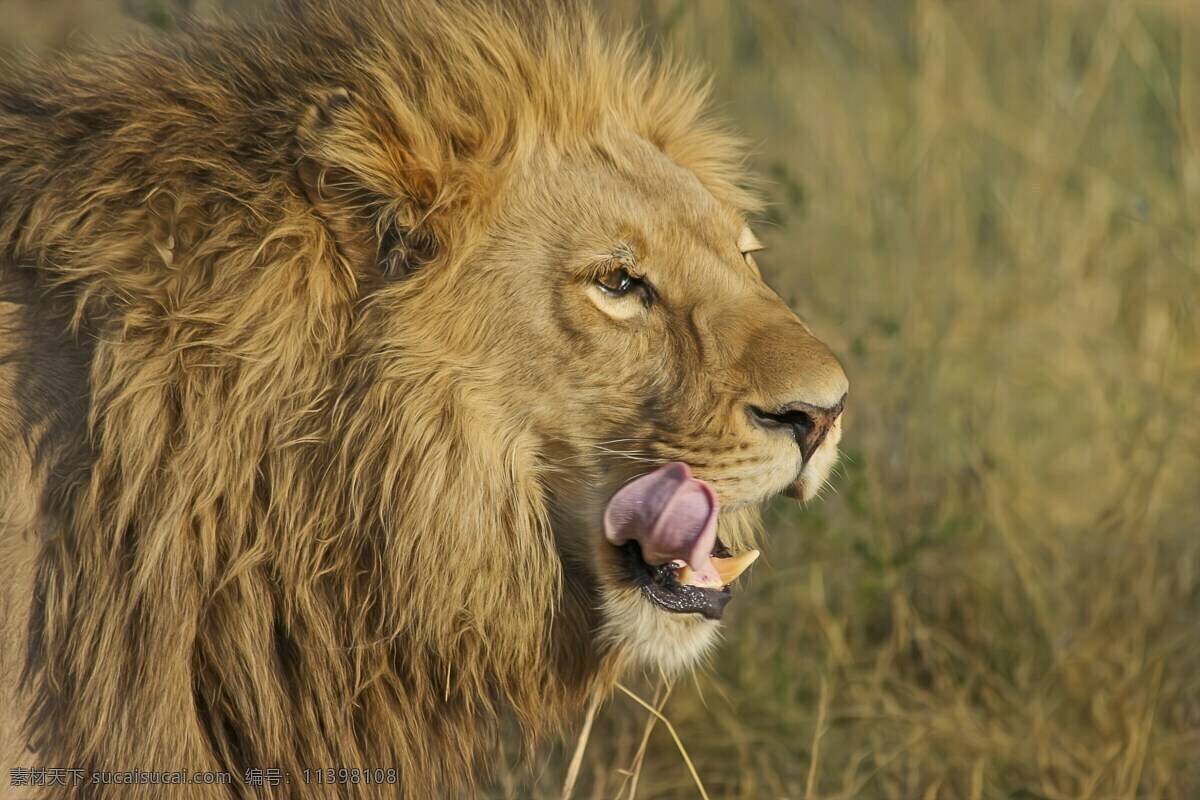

{"left": 3, "top": 1, "right": 1198, "bottom": 798}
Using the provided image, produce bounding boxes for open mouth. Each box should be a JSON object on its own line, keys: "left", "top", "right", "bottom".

{"left": 615, "top": 538, "right": 758, "bottom": 620}
{"left": 604, "top": 462, "right": 760, "bottom": 621}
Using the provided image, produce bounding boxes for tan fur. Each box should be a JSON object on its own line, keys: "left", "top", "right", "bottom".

{"left": 0, "top": 1, "right": 847, "bottom": 796}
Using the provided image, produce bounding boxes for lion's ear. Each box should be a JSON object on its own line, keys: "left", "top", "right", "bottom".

{"left": 296, "top": 87, "right": 437, "bottom": 281}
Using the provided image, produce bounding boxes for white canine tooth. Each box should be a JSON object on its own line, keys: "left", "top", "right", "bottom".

{"left": 713, "top": 549, "right": 760, "bottom": 585}
{"left": 675, "top": 564, "right": 723, "bottom": 589}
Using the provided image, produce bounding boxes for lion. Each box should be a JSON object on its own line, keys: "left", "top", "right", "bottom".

{"left": 0, "top": 0, "right": 848, "bottom": 796}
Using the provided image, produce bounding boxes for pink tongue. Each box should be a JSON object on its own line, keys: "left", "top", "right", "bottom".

{"left": 603, "top": 463, "right": 721, "bottom": 581}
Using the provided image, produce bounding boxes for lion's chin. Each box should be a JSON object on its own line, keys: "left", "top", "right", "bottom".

{"left": 597, "top": 586, "right": 722, "bottom": 675}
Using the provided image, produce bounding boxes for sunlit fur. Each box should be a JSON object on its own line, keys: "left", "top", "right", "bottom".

{"left": 0, "top": 1, "right": 845, "bottom": 796}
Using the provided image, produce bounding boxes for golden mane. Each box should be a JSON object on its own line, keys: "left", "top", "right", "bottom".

{"left": 0, "top": 1, "right": 762, "bottom": 796}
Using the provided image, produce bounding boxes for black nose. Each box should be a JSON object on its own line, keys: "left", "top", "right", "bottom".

{"left": 749, "top": 394, "right": 846, "bottom": 463}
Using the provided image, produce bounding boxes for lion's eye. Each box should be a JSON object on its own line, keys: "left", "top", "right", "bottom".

{"left": 596, "top": 267, "right": 647, "bottom": 299}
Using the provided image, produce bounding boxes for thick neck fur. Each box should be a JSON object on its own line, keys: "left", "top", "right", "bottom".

{"left": 25, "top": 243, "right": 609, "bottom": 796}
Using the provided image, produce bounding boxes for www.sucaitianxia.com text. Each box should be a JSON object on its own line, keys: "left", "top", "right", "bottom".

{"left": 10, "top": 768, "right": 236, "bottom": 788}
{"left": 9, "top": 766, "right": 402, "bottom": 789}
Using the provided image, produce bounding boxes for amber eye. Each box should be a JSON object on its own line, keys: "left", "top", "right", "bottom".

{"left": 596, "top": 267, "right": 650, "bottom": 302}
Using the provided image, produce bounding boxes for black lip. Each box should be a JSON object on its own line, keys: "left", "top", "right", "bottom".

{"left": 616, "top": 541, "right": 733, "bottom": 620}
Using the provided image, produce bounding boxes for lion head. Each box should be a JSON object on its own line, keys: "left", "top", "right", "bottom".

{"left": 0, "top": 0, "right": 845, "bottom": 795}
{"left": 476, "top": 131, "right": 849, "bottom": 674}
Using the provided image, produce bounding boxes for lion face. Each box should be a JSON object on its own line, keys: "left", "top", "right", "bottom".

{"left": 432, "top": 131, "right": 848, "bottom": 672}
{"left": 293, "top": 44, "right": 847, "bottom": 680}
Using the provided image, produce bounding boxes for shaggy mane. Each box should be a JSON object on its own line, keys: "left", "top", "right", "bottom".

{"left": 0, "top": 1, "right": 755, "bottom": 795}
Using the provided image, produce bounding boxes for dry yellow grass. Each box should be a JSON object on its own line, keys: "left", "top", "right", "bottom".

{"left": 4, "top": 1, "right": 1198, "bottom": 798}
